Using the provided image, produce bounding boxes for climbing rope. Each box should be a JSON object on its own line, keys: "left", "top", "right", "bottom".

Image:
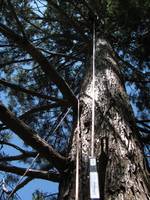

{"left": 91, "top": 19, "right": 96, "bottom": 158}
{"left": 0, "top": 177, "right": 22, "bottom": 200}
{"left": 89, "top": 19, "right": 100, "bottom": 200}
{"left": 75, "top": 100, "right": 80, "bottom": 200}
{"left": 8, "top": 154, "right": 39, "bottom": 199}
{"left": 75, "top": 18, "right": 100, "bottom": 200}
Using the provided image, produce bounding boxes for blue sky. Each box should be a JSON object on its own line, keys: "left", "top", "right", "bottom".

{"left": 18, "top": 179, "right": 58, "bottom": 199}
{"left": 0, "top": 127, "right": 58, "bottom": 199}
{"left": 0, "top": 173, "right": 58, "bottom": 199}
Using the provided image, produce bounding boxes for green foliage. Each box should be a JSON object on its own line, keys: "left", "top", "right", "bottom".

{"left": 0, "top": 0, "right": 149, "bottom": 197}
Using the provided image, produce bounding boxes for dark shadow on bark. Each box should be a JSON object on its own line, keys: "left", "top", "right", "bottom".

{"left": 98, "top": 137, "right": 109, "bottom": 200}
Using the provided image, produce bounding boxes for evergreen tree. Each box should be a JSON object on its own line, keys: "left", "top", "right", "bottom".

{"left": 0, "top": 0, "right": 149, "bottom": 199}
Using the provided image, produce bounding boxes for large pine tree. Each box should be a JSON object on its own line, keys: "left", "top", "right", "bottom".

{"left": 0, "top": 0, "right": 149, "bottom": 199}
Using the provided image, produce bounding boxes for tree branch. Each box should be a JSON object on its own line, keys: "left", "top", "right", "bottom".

{"left": 138, "top": 127, "right": 150, "bottom": 134}
{"left": 136, "top": 119, "right": 150, "bottom": 123}
{"left": 136, "top": 122, "right": 150, "bottom": 130}
{"left": 47, "top": 0, "right": 87, "bottom": 38}
{"left": 0, "top": 58, "right": 33, "bottom": 68}
{"left": 0, "top": 141, "right": 26, "bottom": 153}
{"left": 19, "top": 102, "right": 68, "bottom": 120}
{"left": 0, "top": 92, "right": 68, "bottom": 132}
{"left": 0, "top": 164, "right": 61, "bottom": 182}
{"left": 125, "top": 78, "right": 150, "bottom": 83}
{"left": 0, "top": 152, "right": 37, "bottom": 162}
{"left": 0, "top": 23, "right": 77, "bottom": 106}
{"left": 39, "top": 48, "right": 80, "bottom": 60}
{"left": 0, "top": 79, "right": 65, "bottom": 102}
{"left": 10, "top": 177, "right": 33, "bottom": 195}
{"left": 0, "top": 104, "right": 68, "bottom": 171}
{"left": 7, "top": 0, "right": 26, "bottom": 37}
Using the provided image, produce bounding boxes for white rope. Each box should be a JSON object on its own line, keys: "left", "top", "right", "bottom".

{"left": 91, "top": 21, "right": 96, "bottom": 157}
{"left": 89, "top": 20, "right": 100, "bottom": 200}
{"left": 8, "top": 107, "right": 71, "bottom": 199}
{"left": 75, "top": 100, "right": 80, "bottom": 200}
{"left": 75, "top": 20, "right": 96, "bottom": 200}
{"left": 8, "top": 153, "right": 39, "bottom": 199}
{"left": 45, "top": 107, "right": 72, "bottom": 142}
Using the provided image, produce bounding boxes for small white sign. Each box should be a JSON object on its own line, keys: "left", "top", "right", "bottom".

{"left": 90, "top": 171, "right": 100, "bottom": 199}
{"left": 90, "top": 158, "right": 96, "bottom": 166}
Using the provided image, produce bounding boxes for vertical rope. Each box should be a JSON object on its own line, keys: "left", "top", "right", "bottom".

{"left": 89, "top": 20, "right": 100, "bottom": 200}
{"left": 91, "top": 21, "right": 96, "bottom": 157}
{"left": 75, "top": 100, "right": 80, "bottom": 200}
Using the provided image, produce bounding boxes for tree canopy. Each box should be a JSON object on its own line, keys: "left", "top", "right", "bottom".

{"left": 0, "top": 0, "right": 149, "bottom": 198}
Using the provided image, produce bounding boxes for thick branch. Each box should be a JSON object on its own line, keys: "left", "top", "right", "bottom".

{"left": 0, "top": 104, "right": 68, "bottom": 171}
{"left": 0, "top": 23, "right": 77, "bottom": 106}
{"left": 0, "top": 164, "right": 61, "bottom": 182}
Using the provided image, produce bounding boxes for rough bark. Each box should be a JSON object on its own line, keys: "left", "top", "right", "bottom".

{"left": 58, "top": 38, "right": 150, "bottom": 200}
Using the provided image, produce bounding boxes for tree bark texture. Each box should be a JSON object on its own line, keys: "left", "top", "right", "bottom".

{"left": 58, "top": 38, "right": 150, "bottom": 200}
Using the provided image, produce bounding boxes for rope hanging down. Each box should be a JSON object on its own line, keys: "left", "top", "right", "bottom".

{"left": 75, "top": 19, "right": 100, "bottom": 200}
{"left": 89, "top": 19, "right": 100, "bottom": 200}
{"left": 75, "top": 100, "right": 80, "bottom": 200}
{"left": 91, "top": 19, "right": 96, "bottom": 158}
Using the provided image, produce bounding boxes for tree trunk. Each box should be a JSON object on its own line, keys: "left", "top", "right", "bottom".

{"left": 58, "top": 38, "right": 150, "bottom": 200}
